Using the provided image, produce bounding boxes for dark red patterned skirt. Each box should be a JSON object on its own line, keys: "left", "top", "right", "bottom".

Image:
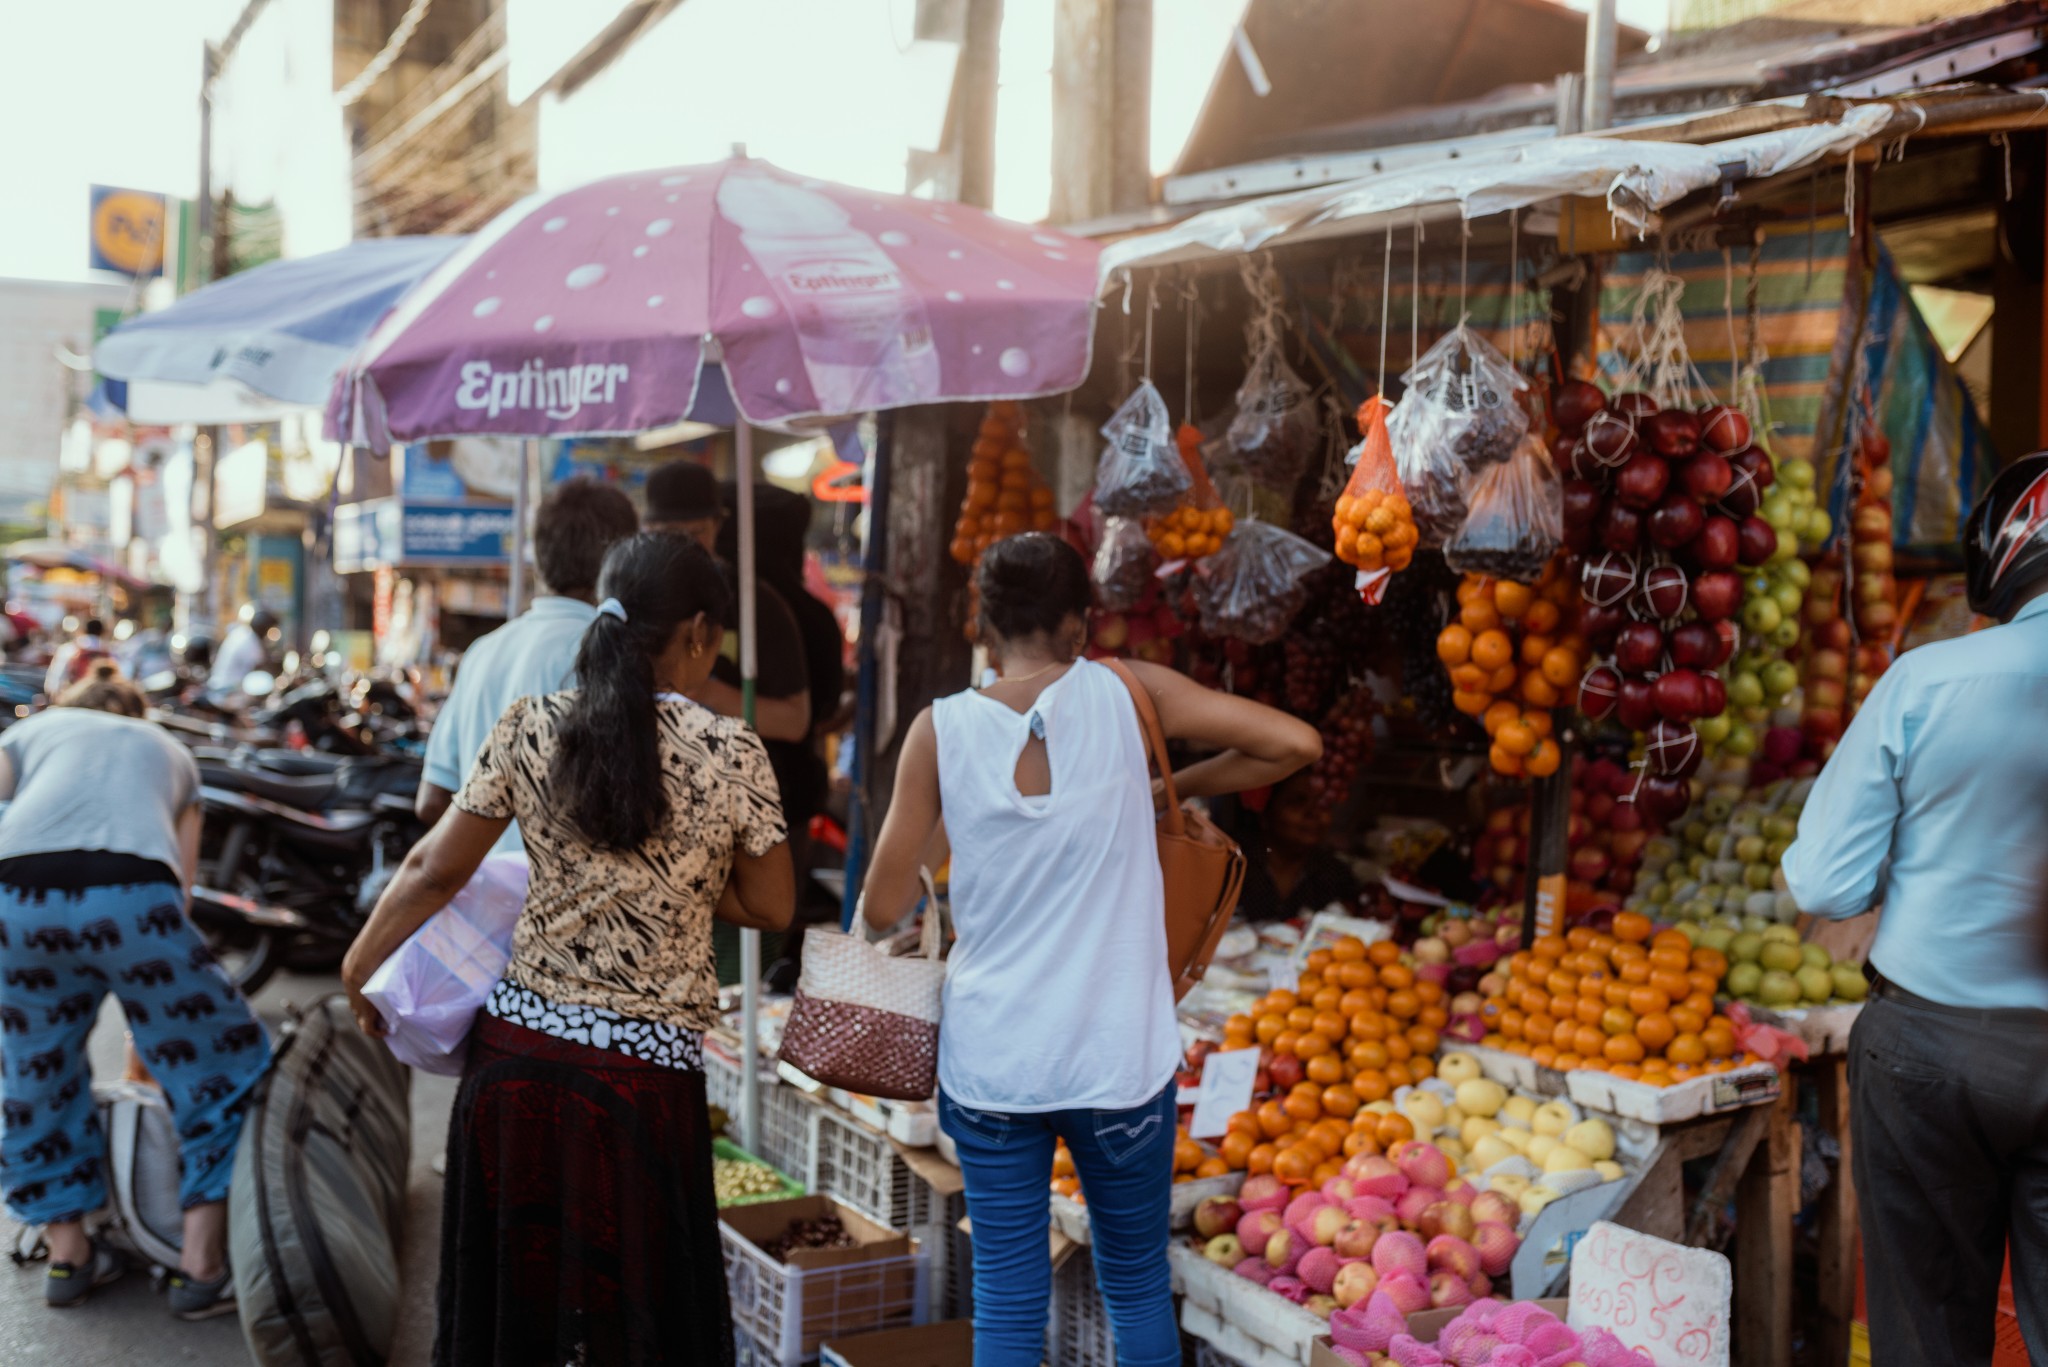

{"left": 434, "top": 1013, "right": 733, "bottom": 1367}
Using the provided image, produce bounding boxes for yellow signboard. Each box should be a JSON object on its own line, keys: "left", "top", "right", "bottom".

{"left": 90, "top": 186, "right": 166, "bottom": 277}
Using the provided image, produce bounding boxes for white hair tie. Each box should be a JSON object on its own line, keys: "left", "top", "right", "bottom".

{"left": 597, "top": 598, "right": 628, "bottom": 622}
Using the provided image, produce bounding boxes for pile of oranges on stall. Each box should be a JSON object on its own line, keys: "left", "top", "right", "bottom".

{"left": 1478, "top": 915, "right": 1763, "bottom": 1085}
{"left": 1211, "top": 937, "right": 1449, "bottom": 1189}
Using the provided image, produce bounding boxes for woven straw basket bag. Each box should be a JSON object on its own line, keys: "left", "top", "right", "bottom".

{"left": 777, "top": 871, "right": 945, "bottom": 1101}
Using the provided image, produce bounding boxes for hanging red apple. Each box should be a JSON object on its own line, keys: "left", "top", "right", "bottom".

{"left": 1638, "top": 564, "right": 1691, "bottom": 621}
{"left": 1614, "top": 452, "right": 1672, "bottom": 510}
{"left": 1616, "top": 676, "right": 1660, "bottom": 730}
{"left": 1614, "top": 620, "right": 1666, "bottom": 675}
{"left": 1580, "top": 551, "right": 1640, "bottom": 609}
{"left": 1647, "top": 493, "right": 1706, "bottom": 549}
{"left": 1645, "top": 719, "right": 1702, "bottom": 777}
{"left": 1667, "top": 621, "right": 1721, "bottom": 670}
{"left": 1579, "top": 664, "right": 1622, "bottom": 722}
{"left": 1552, "top": 379, "right": 1607, "bottom": 434}
{"left": 1699, "top": 405, "right": 1752, "bottom": 454}
{"left": 1598, "top": 502, "right": 1646, "bottom": 553}
{"left": 1737, "top": 516, "right": 1779, "bottom": 567}
{"left": 1679, "top": 452, "right": 1733, "bottom": 503}
{"left": 1643, "top": 409, "right": 1702, "bottom": 460}
{"left": 1691, "top": 570, "right": 1744, "bottom": 621}
{"left": 1689, "top": 515, "right": 1740, "bottom": 571}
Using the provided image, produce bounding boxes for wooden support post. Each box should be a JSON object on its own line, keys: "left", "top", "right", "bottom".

{"left": 1051, "top": 0, "right": 1152, "bottom": 223}
{"left": 1813, "top": 1055, "right": 1859, "bottom": 1367}
{"left": 1734, "top": 1082, "right": 1802, "bottom": 1367}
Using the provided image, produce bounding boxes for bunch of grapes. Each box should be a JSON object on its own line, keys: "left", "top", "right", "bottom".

{"left": 1376, "top": 551, "right": 1466, "bottom": 734}
{"left": 1283, "top": 628, "right": 1340, "bottom": 718}
{"left": 1307, "top": 686, "right": 1376, "bottom": 806}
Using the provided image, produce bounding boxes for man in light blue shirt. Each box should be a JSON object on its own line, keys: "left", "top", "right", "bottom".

{"left": 1784, "top": 453, "right": 2048, "bottom": 1367}
{"left": 416, "top": 477, "right": 638, "bottom": 856}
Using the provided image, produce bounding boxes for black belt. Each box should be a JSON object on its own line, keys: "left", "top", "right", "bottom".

{"left": 1869, "top": 971, "right": 2048, "bottom": 1028}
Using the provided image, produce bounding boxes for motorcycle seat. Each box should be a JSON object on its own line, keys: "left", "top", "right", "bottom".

{"left": 201, "top": 763, "right": 339, "bottom": 811}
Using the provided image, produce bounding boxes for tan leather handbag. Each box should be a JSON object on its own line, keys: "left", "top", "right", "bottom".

{"left": 1105, "top": 659, "right": 1248, "bottom": 1000}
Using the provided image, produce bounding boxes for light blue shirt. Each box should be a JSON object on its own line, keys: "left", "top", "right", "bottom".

{"left": 1782, "top": 594, "right": 2048, "bottom": 1009}
{"left": 422, "top": 595, "right": 595, "bottom": 858}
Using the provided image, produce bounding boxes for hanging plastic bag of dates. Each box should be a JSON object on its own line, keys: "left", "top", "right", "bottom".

{"left": 1445, "top": 431, "right": 1564, "bottom": 582}
{"left": 1191, "top": 519, "right": 1332, "bottom": 645}
{"left": 1388, "top": 323, "right": 1530, "bottom": 544}
{"left": 1091, "top": 516, "right": 1157, "bottom": 613}
{"left": 1222, "top": 256, "right": 1318, "bottom": 488}
{"left": 1093, "top": 378, "right": 1190, "bottom": 517}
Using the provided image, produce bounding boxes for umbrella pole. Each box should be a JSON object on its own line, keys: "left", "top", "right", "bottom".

{"left": 736, "top": 423, "right": 762, "bottom": 1155}
{"left": 508, "top": 441, "right": 533, "bottom": 616}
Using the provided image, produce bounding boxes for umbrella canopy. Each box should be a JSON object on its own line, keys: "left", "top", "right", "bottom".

{"left": 4, "top": 540, "right": 144, "bottom": 587}
{"left": 96, "top": 236, "right": 464, "bottom": 426}
{"left": 330, "top": 155, "right": 1101, "bottom": 449}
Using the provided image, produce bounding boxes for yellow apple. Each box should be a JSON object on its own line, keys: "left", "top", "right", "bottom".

{"left": 1461, "top": 1116, "right": 1502, "bottom": 1150}
{"left": 1454, "top": 1079, "right": 1508, "bottom": 1119}
{"left": 1519, "top": 1185, "right": 1562, "bottom": 1218}
{"left": 1564, "top": 1118, "right": 1617, "bottom": 1162}
{"left": 1543, "top": 1145, "right": 1594, "bottom": 1174}
{"left": 1437, "top": 1052, "right": 1484, "bottom": 1086}
{"left": 1470, "top": 1134, "right": 1517, "bottom": 1171}
{"left": 1489, "top": 1172, "right": 1531, "bottom": 1200}
{"left": 1594, "top": 1160, "right": 1626, "bottom": 1183}
{"left": 1526, "top": 1134, "right": 1559, "bottom": 1167}
{"left": 1403, "top": 1093, "right": 1447, "bottom": 1131}
{"left": 1531, "top": 1101, "right": 1576, "bottom": 1137}
{"left": 1500, "top": 1096, "right": 1538, "bottom": 1127}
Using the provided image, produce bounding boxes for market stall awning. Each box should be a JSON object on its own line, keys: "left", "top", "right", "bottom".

{"left": 95, "top": 235, "right": 463, "bottom": 426}
{"left": 1097, "top": 105, "right": 1896, "bottom": 285}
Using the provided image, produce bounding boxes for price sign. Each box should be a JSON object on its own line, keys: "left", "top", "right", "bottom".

{"left": 1567, "top": 1221, "right": 1730, "bottom": 1366}
{"left": 1186, "top": 1048, "right": 1261, "bottom": 1139}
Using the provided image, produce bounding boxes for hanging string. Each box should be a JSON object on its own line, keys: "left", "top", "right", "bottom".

{"left": 1508, "top": 213, "right": 1521, "bottom": 368}
{"left": 1411, "top": 215, "right": 1422, "bottom": 378}
{"left": 1183, "top": 279, "right": 1199, "bottom": 421}
{"left": 1377, "top": 219, "right": 1393, "bottom": 397}
{"left": 1142, "top": 277, "right": 1158, "bottom": 380}
{"left": 1996, "top": 132, "right": 2014, "bottom": 201}
{"left": 1458, "top": 218, "right": 1470, "bottom": 322}
{"left": 1722, "top": 246, "right": 1740, "bottom": 404}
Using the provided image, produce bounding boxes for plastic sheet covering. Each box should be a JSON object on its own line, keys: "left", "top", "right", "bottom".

{"left": 362, "top": 852, "right": 530, "bottom": 1075}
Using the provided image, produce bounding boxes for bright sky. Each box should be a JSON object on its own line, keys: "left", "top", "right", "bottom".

{"left": 0, "top": 0, "right": 246, "bottom": 284}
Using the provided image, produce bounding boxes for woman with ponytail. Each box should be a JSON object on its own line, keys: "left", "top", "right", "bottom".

{"left": 342, "top": 532, "right": 794, "bottom": 1367}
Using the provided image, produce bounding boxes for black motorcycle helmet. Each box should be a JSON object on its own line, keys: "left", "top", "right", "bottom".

{"left": 1964, "top": 451, "right": 2048, "bottom": 620}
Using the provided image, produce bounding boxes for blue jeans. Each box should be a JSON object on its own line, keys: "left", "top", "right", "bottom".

{"left": 940, "top": 1085, "right": 1179, "bottom": 1367}
{"left": 0, "top": 879, "right": 271, "bottom": 1224}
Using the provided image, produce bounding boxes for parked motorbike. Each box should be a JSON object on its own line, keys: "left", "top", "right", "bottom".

{"left": 195, "top": 746, "right": 426, "bottom": 994}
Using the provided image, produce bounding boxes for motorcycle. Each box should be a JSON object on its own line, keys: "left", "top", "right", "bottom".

{"left": 194, "top": 746, "right": 426, "bottom": 994}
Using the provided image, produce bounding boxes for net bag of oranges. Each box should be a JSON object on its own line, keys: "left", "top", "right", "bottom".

{"left": 950, "top": 401, "right": 1056, "bottom": 566}
{"left": 1093, "top": 378, "right": 1190, "bottom": 517}
{"left": 1191, "top": 519, "right": 1332, "bottom": 644}
{"left": 1146, "top": 423, "right": 1234, "bottom": 563}
{"left": 1445, "top": 430, "right": 1564, "bottom": 582}
{"left": 1332, "top": 395, "right": 1419, "bottom": 604}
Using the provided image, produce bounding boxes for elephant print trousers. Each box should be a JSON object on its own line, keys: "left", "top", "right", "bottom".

{"left": 0, "top": 876, "right": 270, "bottom": 1225}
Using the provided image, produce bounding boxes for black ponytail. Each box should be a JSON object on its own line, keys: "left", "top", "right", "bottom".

{"left": 551, "top": 532, "right": 734, "bottom": 851}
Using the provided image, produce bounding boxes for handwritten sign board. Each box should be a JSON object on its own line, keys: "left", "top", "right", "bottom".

{"left": 1186, "top": 1048, "right": 1261, "bottom": 1139}
{"left": 1567, "top": 1221, "right": 1731, "bottom": 1366}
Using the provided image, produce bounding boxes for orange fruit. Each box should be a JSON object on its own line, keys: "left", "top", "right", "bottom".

{"left": 1332, "top": 936, "right": 1367, "bottom": 963}
{"left": 1257, "top": 1100, "right": 1292, "bottom": 1138}
{"left": 1282, "top": 1091, "right": 1321, "bottom": 1123}
{"left": 1368, "top": 941, "right": 1402, "bottom": 967}
{"left": 1273, "top": 1147, "right": 1315, "bottom": 1186}
{"left": 1196, "top": 1157, "right": 1231, "bottom": 1179}
{"left": 1651, "top": 929, "right": 1692, "bottom": 954}
{"left": 1532, "top": 934, "right": 1569, "bottom": 959}
{"left": 1573, "top": 996, "right": 1607, "bottom": 1027}
{"left": 1667, "top": 1004, "right": 1706, "bottom": 1036}
{"left": 1414, "top": 979, "right": 1445, "bottom": 1006}
{"left": 1540, "top": 647, "right": 1580, "bottom": 687}
{"left": 1247, "top": 1143, "right": 1277, "bottom": 1175}
{"left": 1691, "top": 947, "right": 1730, "bottom": 979}
{"left": 1255, "top": 1014, "right": 1286, "bottom": 1045}
{"left": 1383, "top": 1034, "right": 1413, "bottom": 1064}
{"left": 1321, "top": 1084, "right": 1361, "bottom": 1119}
{"left": 1519, "top": 633, "right": 1556, "bottom": 668}
{"left": 1493, "top": 581, "right": 1534, "bottom": 618}
{"left": 1287, "top": 1005, "right": 1318, "bottom": 1032}
{"left": 1471, "top": 629, "right": 1514, "bottom": 671}
{"left": 1635, "top": 1013, "right": 1676, "bottom": 1052}
{"left": 1386, "top": 989, "right": 1420, "bottom": 1020}
{"left": 1273, "top": 1031, "right": 1300, "bottom": 1057}
{"left": 1553, "top": 1018, "right": 1580, "bottom": 1050}
{"left": 1461, "top": 599, "right": 1501, "bottom": 632}
{"left": 1406, "top": 1025, "right": 1440, "bottom": 1056}
{"left": 1521, "top": 987, "right": 1552, "bottom": 1019}
{"left": 1628, "top": 985, "right": 1671, "bottom": 1018}
{"left": 1410, "top": 1055, "right": 1436, "bottom": 1081}
{"left": 1295, "top": 1032, "right": 1333, "bottom": 1061}
{"left": 1383, "top": 1059, "right": 1413, "bottom": 1089}
{"left": 1482, "top": 699, "right": 1522, "bottom": 737}
{"left": 1312, "top": 1011, "right": 1348, "bottom": 1041}
{"left": 1174, "top": 1135, "right": 1204, "bottom": 1172}
{"left": 1687, "top": 970, "right": 1721, "bottom": 1000}
{"left": 1617, "top": 957, "right": 1653, "bottom": 986}
{"left": 1524, "top": 1013, "right": 1557, "bottom": 1045}
{"left": 1604, "top": 1033, "right": 1646, "bottom": 1065}
{"left": 1555, "top": 1052, "right": 1584, "bottom": 1071}
{"left": 1496, "top": 719, "right": 1538, "bottom": 757}
{"left": 1612, "top": 912, "right": 1653, "bottom": 943}
{"left": 1312, "top": 987, "right": 1344, "bottom": 1014}
{"left": 1419, "top": 1005, "right": 1449, "bottom": 1032}
{"left": 1306, "top": 1053, "right": 1346, "bottom": 1086}
{"left": 1667, "top": 1033, "right": 1708, "bottom": 1066}
{"left": 1604, "top": 980, "right": 1636, "bottom": 1009}
{"left": 1650, "top": 970, "right": 1694, "bottom": 1003}
{"left": 1338, "top": 961, "right": 1374, "bottom": 991}
{"left": 1649, "top": 946, "right": 1692, "bottom": 975}
{"left": 1353, "top": 1069, "right": 1392, "bottom": 1104}
{"left": 1546, "top": 970, "right": 1580, "bottom": 999}
{"left": 1374, "top": 1113, "right": 1415, "bottom": 1148}
{"left": 1379, "top": 963, "right": 1415, "bottom": 991}
{"left": 1436, "top": 625, "right": 1474, "bottom": 666}
{"left": 1530, "top": 1044, "right": 1559, "bottom": 1068}
{"left": 1520, "top": 673, "right": 1561, "bottom": 708}
{"left": 1574, "top": 1024, "right": 1607, "bottom": 1058}
{"left": 1342, "top": 1129, "right": 1378, "bottom": 1158}
{"left": 1609, "top": 1062, "right": 1643, "bottom": 1082}
{"left": 1701, "top": 1024, "right": 1737, "bottom": 1059}
{"left": 1601, "top": 1004, "right": 1637, "bottom": 1037}
{"left": 1219, "top": 1131, "right": 1255, "bottom": 1169}
{"left": 1525, "top": 738, "right": 1562, "bottom": 778}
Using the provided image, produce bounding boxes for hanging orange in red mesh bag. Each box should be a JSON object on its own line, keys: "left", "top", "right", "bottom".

{"left": 1146, "top": 423, "right": 1234, "bottom": 563}
{"left": 1332, "top": 396, "right": 1418, "bottom": 603}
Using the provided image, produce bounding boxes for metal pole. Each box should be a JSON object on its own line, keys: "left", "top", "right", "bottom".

{"left": 842, "top": 412, "right": 894, "bottom": 929}
{"left": 508, "top": 440, "right": 532, "bottom": 614}
{"left": 736, "top": 422, "right": 762, "bottom": 1153}
{"left": 1581, "top": 0, "right": 1617, "bottom": 133}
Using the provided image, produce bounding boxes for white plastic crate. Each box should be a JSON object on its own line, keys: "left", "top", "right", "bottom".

{"left": 720, "top": 1218, "right": 928, "bottom": 1366}
{"left": 814, "top": 1107, "right": 940, "bottom": 1231}
{"left": 706, "top": 1038, "right": 821, "bottom": 1184}
{"left": 1047, "top": 1245, "right": 1118, "bottom": 1367}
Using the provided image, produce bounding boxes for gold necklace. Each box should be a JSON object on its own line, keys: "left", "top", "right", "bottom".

{"left": 997, "top": 658, "right": 1074, "bottom": 686}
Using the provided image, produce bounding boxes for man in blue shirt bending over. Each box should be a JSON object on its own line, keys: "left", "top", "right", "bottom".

{"left": 1785, "top": 452, "right": 2048, "bottom": 1367}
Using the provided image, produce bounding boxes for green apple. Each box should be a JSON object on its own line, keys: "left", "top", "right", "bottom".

{"left": 1730, "top": 931, "right": 1764, "bottom": 963}
{"left": 1742, "top": 597, "right": 1783, "bottom": 634}
{"left": 1796, "top": 965, "right": 1835, "bottom": 1002}
{"left": 1758, "top": 970, "right": 1801, "bottom": 1007}
{"left": 1735, "top": 835, "right": 1767, "bottom": 863}
{"left": 1761, "top": 924, "right": 1800, "bottom": 945}
{"left": 1723, "top": 722, "right": 1758, "bottom": 758}
{"left": 1769, "top": 618, "right": 1802, "bottom": 650}
{"left": 1801, "top": 943, "right": 1832, "bottom": 971}
{"left": 1831, "top": 964, "right": 1869, "bottom": 1001}
{"left": 1696, "top": 713, "right": 1733, "bottom": 746}
{"left": 1761, "top": 660, "right": 1801, "bottom": 699}
{"left": 1698, "top": 926, "right": 1735, "bottom": 954}
{"left": 1772, "top": 582, "right": 1804, "bottom": 617}
{"left": 1782, "top": 457, "right": 1818, "bottom": 490}
{"left": 1725, "top": 962, "right": 1764, "bottom": 997}
{"left": 1779, "top": 558, "right": 1812, "bottom": 589}
{"left": 1801, "top": 509, "right": 1833, "bottom": 544}
{"left": 1728, "top": 671, "right": 1765, "bottom": 708}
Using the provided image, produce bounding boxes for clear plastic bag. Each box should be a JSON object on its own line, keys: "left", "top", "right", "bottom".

{"left": 361, "top": 853, "right": 529, "bottom": 1076}
{"left": 1444, "top": 431, "right": 1564, "bottom": 582}
{"left": 1390, "top": 324, "right": 1530, "bottom": 543}
{"left": 1192, "top": 520, "right": 1333, "bottom": 644}
{"left": 1092, "top": 516, "right": 1156, "bottom": 612}
{"left": 1225, "top": 340, "right": 1318, "bottom": 486}
{"left": 1093, "top": 378, "right": 1190, "bottom": 517}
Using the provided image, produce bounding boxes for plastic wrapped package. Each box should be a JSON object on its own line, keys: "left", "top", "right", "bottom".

{"left": 1390, "top": 325, "right": 1530, "bottom": 541}
{"left": 1092, "top": 516, "right": 1156, "bottom": 612}
{"left": 361, "top": 853, "right": 530, "bottom": 1075}
{"left": 1224, "top": 339, "right": 1318, "bottom": 486}
{"left": 1093, "top": 378, "right": 1190, "bottom": 516}
{"left": 1445, "top": 432, "right": 1565, "bottom": 581}
{"left": 1193, "top": 520, "right": 1333, "bottom": 644}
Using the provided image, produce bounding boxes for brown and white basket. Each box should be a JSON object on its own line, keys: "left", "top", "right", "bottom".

{"left": 777, "top": 872, "right": 945, "bottom": 1102}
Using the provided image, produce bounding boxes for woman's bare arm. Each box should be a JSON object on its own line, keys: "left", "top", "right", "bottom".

{"left": 717, "top": 842, "right": 797, "bottom": 931}
{"left": 1124, "top": 660, "right": 1322, "bottom": 799}
{"left": 861, "top": 709, "right": 942, "bottom": 932}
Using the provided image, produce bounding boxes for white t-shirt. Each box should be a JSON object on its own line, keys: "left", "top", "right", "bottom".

{"left": 422, "top": 596, "right": 596, "bottom": 858}
{"left": 208, "top": 624, "right": 269, "bottom": 690}
{"left": 931, "top": 660, "right": 1181, "bottom": 1113}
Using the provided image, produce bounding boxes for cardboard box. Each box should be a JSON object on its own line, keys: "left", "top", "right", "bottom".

{"left": 821, "top": 1320, "right": 971, "bottom": 1366}
{"left": 1309, "top": 1299, "right": 1571, "bottom": 1366}
{"left": 720, "top": 1195, "right": 925, "bottom": 1362}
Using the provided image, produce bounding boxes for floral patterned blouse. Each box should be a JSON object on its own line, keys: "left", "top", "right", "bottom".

{"left": 454, "top": 691, "right": 786, "bottom": 1031}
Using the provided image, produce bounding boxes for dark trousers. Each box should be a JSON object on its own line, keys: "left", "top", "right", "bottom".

{"left": 1851, "top": 986, "right": 2048, "bottom": 1366}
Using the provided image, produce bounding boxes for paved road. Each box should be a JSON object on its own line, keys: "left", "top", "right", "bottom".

{"left": 0, "top": 971, "right": 457, "bottom": 1367}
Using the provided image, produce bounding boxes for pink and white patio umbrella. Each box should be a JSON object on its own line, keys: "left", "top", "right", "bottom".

{"left": 328, "top": 154, "right": 1102, "bottom": 448}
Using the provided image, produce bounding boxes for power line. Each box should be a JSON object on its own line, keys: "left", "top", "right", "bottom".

{"left": 337, "top": 0, "right": 435, "bottom": 108}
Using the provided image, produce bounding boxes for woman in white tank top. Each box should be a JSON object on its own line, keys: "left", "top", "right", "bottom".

{"left": 862, "top": 534, "right": 1320, "bottom": 1367}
